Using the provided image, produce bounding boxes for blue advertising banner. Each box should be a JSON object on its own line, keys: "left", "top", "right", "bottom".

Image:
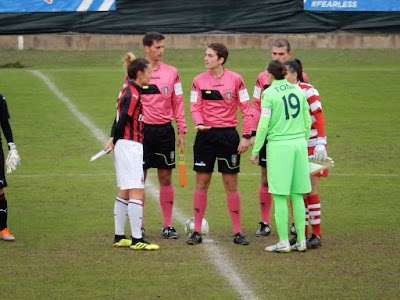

{"left": 304, "top": 0, "right": 400, "bottom": 12}
{"left": 0, "top": 0, "right": 115, "bottom": 13}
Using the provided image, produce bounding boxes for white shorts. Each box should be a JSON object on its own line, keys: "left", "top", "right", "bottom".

{"left": 113, "top": 139, "right": 144, "bottom": 190}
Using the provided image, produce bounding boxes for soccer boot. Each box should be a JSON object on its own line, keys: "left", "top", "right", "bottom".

{"left": 130, "top": 238, "right": 160, "bottom": 250}
{"left": 113, "top": 235, "right": 132, "bottom": 248}
{"left": 162, "top": 226, "right": 179, "bottom": 239}
{"left": 186, "top": 231, "right": 203, "bottom": 245}
{"left": 289, "top": 235, "right": 297, "bottom": 246}
{"left": 233, "top": 232, "right": 249, "bottom": 245}
{"left": 0, "top": 228, "right": 15, "bottom": 241}
{"left": 306, "top": 234, "right": 321, "bottom": 249}
{"left": 265, "top": 240, "right": 291, "bottom": 253}
{"left": 255, "top": 222, "right": 271, "bottom": 237}
{"left": 290, "top": 240, "right": 307, "bottom": 252}
{"left": 290, "top": 223, "right": 297, "bottom": 235}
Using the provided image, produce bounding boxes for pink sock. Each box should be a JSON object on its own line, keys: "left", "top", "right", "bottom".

{"left": 160, "top": 184, "right": 174, "bottom": 228}
{"left": 259, "top": 185, "right": 272, "bottom": 224}
{"left": 193, "top": 190, "right": 207, "bottom": 233}
{"left": 227, "top": 192, "right": 242, "bottom": 234}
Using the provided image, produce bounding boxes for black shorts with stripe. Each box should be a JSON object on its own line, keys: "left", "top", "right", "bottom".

{"left": 193, "top": 127, "right": 240, "bottom": 173}
{"left": 0, "top": 145, "right": 7, "bottom": 188}
{"left": 143, "top": 123, "right": 176, "bottom": 170}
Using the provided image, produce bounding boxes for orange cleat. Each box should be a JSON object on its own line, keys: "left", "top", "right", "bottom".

{"left": 0, "top": 228, "right": 15, "bottom": 241}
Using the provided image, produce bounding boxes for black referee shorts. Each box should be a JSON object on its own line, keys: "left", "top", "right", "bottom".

{"left": 193, "top": 127, "right": 240, "bottom": 174}
{"left": 143, "top": 123, "right": 176, "bottom": 170}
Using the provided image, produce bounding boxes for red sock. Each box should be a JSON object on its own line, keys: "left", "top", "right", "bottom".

{"left": 227, "top": 192, "right": 242, "bottom": 234}
{"left": 160, "top": 184, "right": 174, "bottom": 228}
{"left": 304, "top": 197, "right": 309, "bottom": 237}
{"left": 193, "top": 190, "right": 207, "bottom": 233}
{"left": 307, "top": 194, "right": 321, "bottom": 237}
{"left": 259, "top": 185, "right": 272, "bottom": 224}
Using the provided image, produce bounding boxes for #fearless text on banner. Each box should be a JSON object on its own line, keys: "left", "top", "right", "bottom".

{"left": 304, "top": 0, "right": 400, "bottom": 11}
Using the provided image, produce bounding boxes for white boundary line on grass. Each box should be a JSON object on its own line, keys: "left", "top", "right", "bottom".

{"left": 31, "top": 70, "right": 261, "bottom": 300}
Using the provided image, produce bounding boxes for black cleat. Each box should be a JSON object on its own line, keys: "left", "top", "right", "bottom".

{"left": 162, "top": 226, "right": 179, "bottom": 239}
{"left": 186, "top": 231, "right": 203, "bottom": 245}
{"left": 306, "top": 234, "right": 321, "bottom": 249}
{"left": 290, "top": 223, "right": 297, "bottom": 235}
{"left": 233, "top": 232, "right": 249, "bottom": 245}
{"left": 289, "top": 236, "right": 297, "bottom": 246}
{"left": 255, "top": 222, "right": 271, "bottom": 237}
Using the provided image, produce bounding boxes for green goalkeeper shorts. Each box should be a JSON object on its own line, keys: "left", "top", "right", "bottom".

{"left": 266, "top": 138, "right": 311, "bottom": 195}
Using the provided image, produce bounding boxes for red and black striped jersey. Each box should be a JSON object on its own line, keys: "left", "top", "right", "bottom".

{"left": 114, "top": 82, "right": 144, "bottom": 143}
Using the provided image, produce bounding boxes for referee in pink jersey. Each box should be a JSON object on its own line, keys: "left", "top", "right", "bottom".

{"left": 187, "top": 43, "right": 252, "bottom": 245}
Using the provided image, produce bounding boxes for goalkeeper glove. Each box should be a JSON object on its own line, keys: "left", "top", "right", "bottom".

{"left": 309, "top": 156, "right": 335, "bottom": 169}
{"left": 324, "top": 157, "right": 335, "bottom": 169}
{"left": 6, "top": 143, "right": 20, "bottom": 174}
{"left": 314, "top": 138, "right": 327, "bottom": 162}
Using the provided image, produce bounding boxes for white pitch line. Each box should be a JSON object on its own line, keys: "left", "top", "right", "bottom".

{"left": 31, "top": 70, "right": 260, "bottom": 300}
{"left": 30, "top": 70, "right": 108, "bottom": 145}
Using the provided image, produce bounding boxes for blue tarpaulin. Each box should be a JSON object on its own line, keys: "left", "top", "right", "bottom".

{"left": 0, "top": 0, "right": 115, "bottom": 12}
{"left": 304, "top": 0, "right": 400, "bottom": 12}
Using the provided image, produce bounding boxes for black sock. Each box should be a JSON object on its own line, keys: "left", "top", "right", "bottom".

{"left": 0, "top": 193, "right": 7, "bottom": 230}
{"left": 114, "top": 234, "right": 126, "bottom": 242}
{"left": 131, "top": 237, "right": 143, "bottom": 244}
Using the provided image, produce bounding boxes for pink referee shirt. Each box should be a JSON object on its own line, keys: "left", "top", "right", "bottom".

{"left": 190, "top": 68, "right": 252, "bottom": 135}
{"left": 124, "top": 62, "right": 187, "bottom": 134}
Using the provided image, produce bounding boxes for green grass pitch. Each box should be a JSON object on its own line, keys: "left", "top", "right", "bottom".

{"left": 0, "top": 48, "right": 399, "bottom": 299}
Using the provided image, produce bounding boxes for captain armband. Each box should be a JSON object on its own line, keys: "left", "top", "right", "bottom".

{"left": 261, "top": 107, "right": 271, "bottom": 117}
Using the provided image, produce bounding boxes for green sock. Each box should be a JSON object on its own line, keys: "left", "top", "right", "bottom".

{"left": 291, "top": 193, "right": 306, "bottom": 242}
{"left": 273, "top": 194, "right": 288, "bottom": 242}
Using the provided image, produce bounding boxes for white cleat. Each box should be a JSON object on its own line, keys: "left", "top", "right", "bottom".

{"left": 290, "top": 240, "right": 307, "bottom": 252}
{"left": 265, "top": 240, "right": 290, "bottom": 253}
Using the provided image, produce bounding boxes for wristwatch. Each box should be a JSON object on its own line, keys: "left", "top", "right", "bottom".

{"left": 242, "top": 134, "right": 251, "bottom": 139}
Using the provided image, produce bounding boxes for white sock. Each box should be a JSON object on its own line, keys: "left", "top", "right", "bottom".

{"left": 128, "top": 199, "right": 143, "bottom": 239}
{"left": 114, "top": 197, "right": 128, "bottom": 236}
